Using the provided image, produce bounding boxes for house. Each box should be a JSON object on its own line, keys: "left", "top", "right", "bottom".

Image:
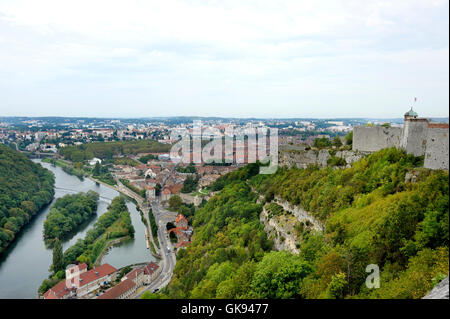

{"left": 43, "top": 263, "right": 117, "bottom": 299}
{"left": 42, "top": 279, "right": 76, "bottom": 299}
{"left": 161, "top": 187, "right": 172, "bottom": 201}
{"left": 97, "top": 278, "right": 136, "bottom": 299}
{"left": 97, "top": 263, "right": 160, "bottom": 299}
{"left": 142, "top": 262, "right": 160, "bottom": 284}
{"left": 144, "top": 185, "right": 156, "bottom": 200}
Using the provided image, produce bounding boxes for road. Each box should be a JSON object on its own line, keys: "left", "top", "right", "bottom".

{"left": 134, "top": 200, "right": 177, "bottom": 298}
{"left": 112, "top": 175, "right": 179, "bottom": 298}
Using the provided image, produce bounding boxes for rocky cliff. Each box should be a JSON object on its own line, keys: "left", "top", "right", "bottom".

{"left": 279, "top": 148, "right": 367, "bottom": 169}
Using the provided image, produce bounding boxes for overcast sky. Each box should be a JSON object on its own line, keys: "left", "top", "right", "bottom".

{"left": 0, "top": 0, "right": 448, "bottom": 118}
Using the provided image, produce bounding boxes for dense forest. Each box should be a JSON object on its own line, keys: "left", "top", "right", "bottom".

{"left": 59, "top": 140, "right": 171, "bottom": 162}
{"left": 0, "top": 144, "right": 55, "bottom": 254}
{"left": 43, "top": 191, "right": 99, "bottom": 244}
{"left": 147, "top": 148, "right": 448, "bottom": 299}
{"left": 39, "top": 196, "right": 134, "bottom": 295}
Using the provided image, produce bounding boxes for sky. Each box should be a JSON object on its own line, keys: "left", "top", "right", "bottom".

{"left": 0, "top": 0, "right": 448, "bottom": 118}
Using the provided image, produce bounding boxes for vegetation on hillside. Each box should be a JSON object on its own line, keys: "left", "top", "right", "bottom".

{"left": 43, "top": 191, "right": 99, "bottom": 244}
{"left": 155, "top": 148, "right": 448, "bottom": 299}
{"left": 158, "top": 180, "right": 273, "bottom": 298}
{"left": 0, "top": 145, "right": 55, "bottom": 254}
{"left": 59, "top": 140, "right": 170, "bottom": 162}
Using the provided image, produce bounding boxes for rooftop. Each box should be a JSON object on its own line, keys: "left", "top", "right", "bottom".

{"left": 97, "top": 278, "right": 136, "bottom": 299}
{"left": 405, "top": 107, "right": 418, "bottom": 117}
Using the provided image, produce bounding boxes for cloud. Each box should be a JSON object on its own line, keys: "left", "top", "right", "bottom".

{"left": 0, "top": 0, "right": 448, "bottom": 117}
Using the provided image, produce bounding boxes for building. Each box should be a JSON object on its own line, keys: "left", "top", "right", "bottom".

{"left": 89, "top": 157, "right": 102, "bottom": 166}
{"left": 142, "top": 262, "right": 160, "bottom": 284}
{"left": 97, "top": 278, "right": 136, "bottom": 299}
{"left": 353, "top": 108, "right": 449, "bottom": 170}
{"left": 43, "top": 263, "right": 117, "bottom": 299}
{"left": 97, "top": 262, "right": 160, "bottom": 299}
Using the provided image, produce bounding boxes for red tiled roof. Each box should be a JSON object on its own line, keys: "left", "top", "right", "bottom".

{"left": 43, "top": 280, "right": 73, "bottom": 299}
{"left": 175, "top": 214, "right": 188, "bottom": 226}
{"left": 428, "top": 123, "right": 449, "bottom": 129}
{"left": 176, "top": 241, "right": 191, "bottom": 248}
{"left": 78, "top": 264, "right": 117, "bottom": 287}
{"left": 168, "top": 183, "right": 183, "bottom": 194}
{"left": 143, "top": 262, "right": 159, "bottom": 276}
{"left": 124, "top": 268, "right": 143, "bottom": 281}
{"left": 97, "top": 279, "right": 136, "bottom": 299}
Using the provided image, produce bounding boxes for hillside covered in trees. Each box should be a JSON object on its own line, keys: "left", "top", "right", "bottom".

{"left": 59, "top": 140, "right": 171, "bottom": 162}
{"left": 43, "top": 191, "right": 99, "bottom": 244}
{"left": 0, "top": 144, "right": 55, "bottom": 254}
{"left": 150, "top": 148, "right": 448, "bottom": 299}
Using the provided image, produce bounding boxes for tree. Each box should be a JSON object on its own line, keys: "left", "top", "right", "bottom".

{"left": 314, "top": 137, "right": 332, "bottom": 148}
{"left": 327, "top": 272, "right": 348, "bottom": 299}
{"left": 93, "top": 162, "right": 102, "bottom": 176}
{"left": 345, "top": 131, "right": 353, "bottom": 146}
{"left": 52, "top": 238, "right": 64, "bottom": 273}
{"left": 169, "top": 195, "right": 183, "bottom": 210}
{"left": 332, "top": 136, "right": 343, "bottom": 147}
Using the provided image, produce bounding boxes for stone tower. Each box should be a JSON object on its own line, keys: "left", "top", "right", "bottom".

{"left": 400, "top": 108, "right": 429, "bottom": 156}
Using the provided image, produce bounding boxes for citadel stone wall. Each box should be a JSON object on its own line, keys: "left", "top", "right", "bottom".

{"left": 353, "top": 126, "right": 402, "bottom": 152}
{"left": 424, "top": 127, "right": 449, "bottom": 170}
{"left": 401, "top": 119, "right": 428, "bottom": 156}
{"left": 352, "top": 118, "right": 448, "bottom": 170}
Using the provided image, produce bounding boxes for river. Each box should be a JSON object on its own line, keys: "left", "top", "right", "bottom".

{"left": 0, "top": 159, "right": 154, "bottom": 299}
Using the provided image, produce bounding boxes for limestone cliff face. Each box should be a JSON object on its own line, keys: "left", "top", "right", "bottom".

{"left": 260, "top": 206, "right": 300, "bottom": 254}
{"left": 273, "top": 196, "right": 323, "bottom": 232}
{"left": 259, "top": 197, "right": 323, "bottom": 254}
{"left": 279, "top": 149, "right": 365, "bottom": 169}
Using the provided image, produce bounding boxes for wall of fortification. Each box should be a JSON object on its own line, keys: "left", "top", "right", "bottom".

{"left": 353, "top": 126, "right": 402, "bottom": 152}
{"left": 402, "top": 119, "right": 429, "bottom": 156}
{"left": 424, "top": 128, "right": 449, "bottom": 170}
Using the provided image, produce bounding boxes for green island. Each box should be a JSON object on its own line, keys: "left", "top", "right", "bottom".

{"left": 0, "top": 145, "right": 55, "bottom": 254}
{"left": 143, "top": 148, "right": 448, "bottom": 299}
{"left": 43, "top": 191, "right": 99, "bottom": 245}
{"left": 39, "top": 196, "right": 135, "bottom": 295}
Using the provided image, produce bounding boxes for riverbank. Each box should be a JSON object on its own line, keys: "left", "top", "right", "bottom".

{"left": 93, "top": 236, "right": 130, "bottom": 266}
{"left": 41, "top": 157, "right": 85, "bottom": 179}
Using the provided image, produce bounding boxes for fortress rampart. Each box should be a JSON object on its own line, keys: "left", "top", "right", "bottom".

{"left": 353, "top": 109, "right": 448, "bottom": 170}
